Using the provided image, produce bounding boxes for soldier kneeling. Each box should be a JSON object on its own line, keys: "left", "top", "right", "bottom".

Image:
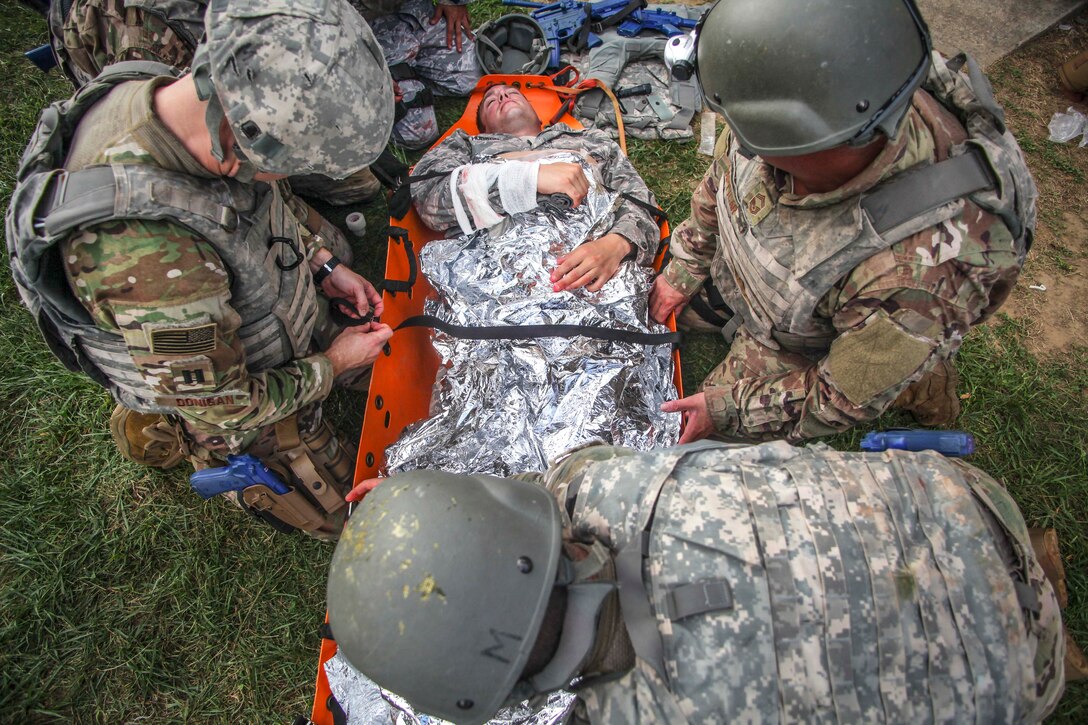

{"left": 328, "top": 441, "right": 1068, "bottom": 723}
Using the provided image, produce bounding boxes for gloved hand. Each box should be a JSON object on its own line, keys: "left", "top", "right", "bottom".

{"left": 892, "top": 359, "right": 961, "bottom": 426}
{"left": 109, "top": 405, "right": 185, "bottom": 469}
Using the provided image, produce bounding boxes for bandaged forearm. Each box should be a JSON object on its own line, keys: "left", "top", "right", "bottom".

{"left": 449, "top": 161, "right": 540, "bottom": 235}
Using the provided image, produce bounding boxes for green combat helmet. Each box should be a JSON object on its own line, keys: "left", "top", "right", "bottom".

{"left": 695, "top": 0, "right": 932, "bottom": 155}
{"left": 192, "top": 0, "right": 394, "bottom": 180}
{"left": 327, "top": 471, "right": 613, "bottom": 724}
{"left": 475, "top": 14, "right": 550, "bottom": 75}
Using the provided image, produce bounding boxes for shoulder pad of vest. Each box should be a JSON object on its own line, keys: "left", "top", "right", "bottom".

{"left": 90, "top": 60, "right": 181, "bottom": 84}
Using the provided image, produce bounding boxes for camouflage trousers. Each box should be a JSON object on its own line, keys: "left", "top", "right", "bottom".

{"left": 359, "top": 0, "right": 481, "bottom": 149}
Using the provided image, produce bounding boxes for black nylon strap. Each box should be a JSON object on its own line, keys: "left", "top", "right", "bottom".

{"left": 396, "top": 314, "right": 680, "bottom": 345}
{"left": 383, "top": 227, "right": 417, "bottom": 294}
{"left": 596, "top": 0, "right": 646, "bottom": 28}
{"left": 861, "top": 146, "right": 995, "bottom": 236}
{"left": 664, "top": 579, "right": 734, "bottom": 620}
{"left": 388, "top": 62, "right": 417, "bottom": 82}
{"left": 400, "top": 87, "right": 435, "bottom": 111}
{"left": 687, "top": 292, "right": 730, "bottom": 328}
{"left": 618, "top": 191, "right": 667, "bottom": 224}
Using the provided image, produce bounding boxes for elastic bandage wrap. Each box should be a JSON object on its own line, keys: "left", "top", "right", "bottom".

{"left": 449, "top": 160, "right": 541, "bottom": 235}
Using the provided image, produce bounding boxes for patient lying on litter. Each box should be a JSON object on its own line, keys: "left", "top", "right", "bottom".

{"left": 383, "top": 83, "right": 679, "bottom": 476}
{"left": 412, "top": 83, "right": 662, "bottom": 291}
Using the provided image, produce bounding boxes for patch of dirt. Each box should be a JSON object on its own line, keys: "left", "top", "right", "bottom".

{"left": 1004, "top": 212, "right": 1088, "bottom": 353}
{"left": 987, "top": 11, "right": 1088, "bottom": 357}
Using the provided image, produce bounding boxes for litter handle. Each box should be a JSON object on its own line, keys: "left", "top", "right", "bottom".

{"left": 190, "top": 453, "right": 291, "bottom": 499}
{"left": 860, "top": 429, "right": 975, "bottom": 457}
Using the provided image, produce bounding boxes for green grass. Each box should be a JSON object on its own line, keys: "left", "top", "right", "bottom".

{"left": 0, "top": 0, "right": 1085, "bottom": 721}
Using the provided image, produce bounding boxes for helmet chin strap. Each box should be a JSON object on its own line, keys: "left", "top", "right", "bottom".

{"left": 522, "top": 541, "right": 616, "bottom": 696}
{"left": 232, "top": 155, "right": 260, "bottom": 184}
{"left": 203, "top": 94, "right": 228, "bottom": 164}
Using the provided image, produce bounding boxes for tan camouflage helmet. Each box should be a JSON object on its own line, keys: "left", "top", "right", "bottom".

{"left": 192, "top": 0, "right": 394, "bottom": 179}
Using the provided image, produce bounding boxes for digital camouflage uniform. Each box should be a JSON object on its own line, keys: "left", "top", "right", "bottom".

{"left": 350, "top": 0, "right": 480, "bottom": 149}
{"left": 664, "top": 60, "right": 1032, "bottom": 442}
{"left": 411, "top": 124, "right": 660, "bottom": 262}
{"left": 529, "top": 441, "right": 1065, "bottom": 723}
{"left": 49, "top": 0, "right": 383, "bottom": 206}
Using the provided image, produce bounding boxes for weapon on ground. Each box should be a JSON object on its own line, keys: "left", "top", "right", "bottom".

{"left": 860, "top": 429, "right": 976, "bottom": 457}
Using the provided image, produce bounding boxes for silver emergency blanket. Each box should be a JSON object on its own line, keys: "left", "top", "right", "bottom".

{"left": 384, "top": 155, "right": 680, "bottom": 476}
{"left": 324, "top": 651, "right": 577, "bottom": 725}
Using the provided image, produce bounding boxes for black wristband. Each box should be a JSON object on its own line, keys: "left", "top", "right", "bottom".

{"left": 314, "top": 254, "right": 341, "bottom": 285}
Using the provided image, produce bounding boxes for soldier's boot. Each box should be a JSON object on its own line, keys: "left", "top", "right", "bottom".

{"left": 892, "top": 359, "right": 961, "bottom": 426}
{"left": 1058, "top": 49, "right": 1088, "bottom": 100}
{"left": 109, "top": 404, "right": 185, "bottom": 469}
{"left": 1029, "top": 527, "right": 1088, "bottom": 681}
{"left": 288, "top": 166, "right": 383, "bottom": 206}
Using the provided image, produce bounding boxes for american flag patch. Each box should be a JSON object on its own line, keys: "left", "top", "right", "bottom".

{"left": 150, "top": 323, "right": 217, "bottom": 355}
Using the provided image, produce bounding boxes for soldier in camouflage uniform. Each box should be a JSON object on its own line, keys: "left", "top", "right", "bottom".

{"left": 47, "top": 0, "right": 384, "bottom": 206}
{"left": 411, "top": 83, "right": 661, "bottom": 291}
{"left": 7, "top": 0, "right": 395, "bottom": 537}
{"left": 650, "top": 0, "right": 1036, "bottom": 443}
{"left": 350, "top": 0, "right": 480, "bottom": 149}
{"left": 327, "top": 441, "right": 1066, "bottom": 723}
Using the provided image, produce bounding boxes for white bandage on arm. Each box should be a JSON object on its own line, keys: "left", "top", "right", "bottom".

{"left": 450, "top": 161, "right": 542, "bottom": 236}
{"left": 449, "top": 165, "right": 476, "bottom": 236}
{"left": 497, "top": 160, "right": 540, "bottom": 215}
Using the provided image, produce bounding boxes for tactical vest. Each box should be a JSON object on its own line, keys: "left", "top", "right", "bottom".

{"left": 5, "top": 61, "right": 319, "bottom": 414}
{"left": 570, "top": 441, "right": 1063, "bottom": 723}
{"left": 713, "top": 52, "right": 1037, "bottom": 354}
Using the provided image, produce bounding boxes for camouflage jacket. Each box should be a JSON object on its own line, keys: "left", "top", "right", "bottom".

{"left": 411, "top": 124, "right": 661, "bottom": 265}
{"left": 33, "top": 75, "right": 335, "bottom": 448}
{"left": 535, "top": 442, "right": 1064, "bottom": 724}
{"left": 50, "top": 0, "right": 206, "bottom": 87}
{"left": 664, "top": 82, "right": 1028, "bottom": 441}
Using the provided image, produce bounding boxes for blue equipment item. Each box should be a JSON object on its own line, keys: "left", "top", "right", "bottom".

{"left": 860, "top": 429, "right": 976, "bottom": 457}
{"left": 25, "top": 44, "right": 58, "bottom": 72}
{"left": 617, "top": 8, "right": 698, "bottom": 38}
{"left": 503, "top": 0, "right": 599, "bottom": 68}
{"left": 189, "top": 453, "right": 292, "bottom": 499}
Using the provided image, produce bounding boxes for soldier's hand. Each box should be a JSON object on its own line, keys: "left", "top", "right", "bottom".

{"left": 346, "top": 476, "right": 383, "bottom": 503}
{"left": 649, "top": 275, "right": 690, "bottom": 323}
{"left": 322, "top": 266, "right": 384, "bottom": 318}
{"left": 326, "top": 324, "right": 394, "bottom": 376}
{"left": 537, "top": 162, "right": 589, "bottom": 207}
{"left": 661, "top": 393, "right": 714, "bottom": 444}
{"left": 431, "top": 3, "right": 474, "bottom": 53}
{"left": 551, "top": 233, "right": 632, "bottom": 292}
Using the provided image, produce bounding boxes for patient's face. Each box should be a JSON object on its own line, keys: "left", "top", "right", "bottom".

{"left": 478, "top": 85, "right": 541, "bottom": 133}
